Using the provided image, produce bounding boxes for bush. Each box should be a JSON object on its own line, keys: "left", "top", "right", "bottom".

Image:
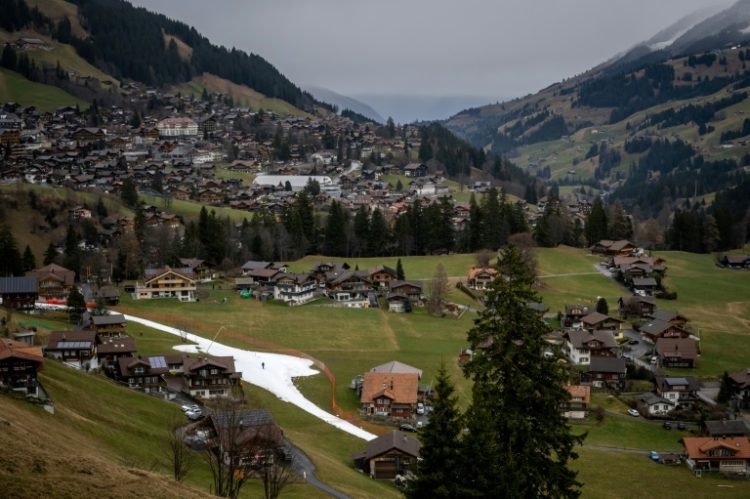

{"left": 655, "top": 291, "right": 678, "bottom": 300}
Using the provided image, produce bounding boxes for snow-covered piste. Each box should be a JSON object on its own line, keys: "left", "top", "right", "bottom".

{"left": 122, "top": 314, "right": 377, "bottom": 441}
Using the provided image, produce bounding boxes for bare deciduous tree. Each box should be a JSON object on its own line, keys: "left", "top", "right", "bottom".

{"left": 164, "top": 418, "right": 193, "bottom": 482}
{"left": 428, "top": 263, "right": 449, "bottom": 316}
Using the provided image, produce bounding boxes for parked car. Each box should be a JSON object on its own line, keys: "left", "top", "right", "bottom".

{"left": 663, "top": 421, "right": 672, "bottom": 430}
{"left": 416, "top": 420, "right": 424, "bottom": 429}
{"left": 399, "top": 423, "right": 417, "bottom": 432}
{"left": 627, "top": 408, "right": 640, "bottom": 417}
{"left": 628, "top": 339, "right": 639, "bottom": 345}
{"left": 182, "top": 404, "right": 200, "bottom": 413}
{"left": 649, "top": 451, "right": 661, "bottom": 462}
{"left": 185, "top": 409, "right": 203, "bottom": 420}
{"left": 677, "top": 422, "right": 686, "bottom": 430}
{"left": 416, "top": 402, "right": 425, "bottom": 415}
{"left": 650, "top": 356, "right": 659, "bottom": 364}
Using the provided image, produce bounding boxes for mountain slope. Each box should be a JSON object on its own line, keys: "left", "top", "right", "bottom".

{"left": 0, "top": 67, "right": 87, "bottom": 111}
{"left": 304, "top": 85, "right": 384, "bottom": 123}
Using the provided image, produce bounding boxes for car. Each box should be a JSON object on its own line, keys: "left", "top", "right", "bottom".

{"left": 628, "top": 339, "right": 639, "bottom": 345}
{"left": 416, "top": 402, "right": 425, "bottom": 415}
{"left": 399, "top": 423, "right": 417, "bottom": 432}
{"left": 650, "top": 356, "right": 659, "bottom": 365}
{"left": 180, "top": 405, "right": 192, "bottom": 412}
{"left": 677, "top": 422, "right": 686, "bottom": 430}
{"left": 627, "top": 408, "right": 640, "bottom": 417}
{"left": 185, "top": 409, "right": 203, "bottom": 420}
{"left": 649, "top": 451, "right": 661, "bottom": 462}
{"left": 416, "top": 420, "right": 424, "bottom": 429}
{"left": 663, "top": 421, "right": 672, "bottom": 430}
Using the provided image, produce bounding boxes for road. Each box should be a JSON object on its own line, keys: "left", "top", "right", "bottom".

{"left": 290, "top": 443, "right": 351, "bottom": 499}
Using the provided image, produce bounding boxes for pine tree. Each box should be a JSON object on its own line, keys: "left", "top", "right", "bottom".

{"left": 596, "top": 297, "right": 609, "bottom": 315}
{"left": 21, "top": 245, "right": 36, "bottom": 272}
{"left": 353, "top": 206, "right": 370, "bottom": 256}
{"left": 717, "top": 371, "right": 737, "bottom": 405}
{"left": 43, "top": 242, "right": 58, "bottom": 265}
{"left": 324, "top": 200, "right": 348, "bottom": 256}
{"left": 367, "top": 208, "right": 389, "bottom": 256}
{"left": 0, "top": 225, "right": 22, "bottom": 276}
{"left": 406, "top": 364, "right": 463, "bottom": 499}
{"left": 585, "top": 197, "right": 608, "bottom": 245}
{"left": 608, "top": 201, "right": 632, "bottom": 241}
{"left": 63, "top": 225, "right": 81, "bottom": 277}
{"left": 462, "top": 245, "right": 583, "bottom": 498}
{"left": 396, "top": 258, "right": 405, "bottom": 280}
{"left": 120, "top": 177, "right": 139, "bottom": 208}
{"left": 67, "top": 286, "right": 86, "bottom": 325}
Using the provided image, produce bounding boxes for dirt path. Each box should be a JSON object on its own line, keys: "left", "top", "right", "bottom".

{"left": 379, "top": 310, "right": 400, "bottom": 351}
{"left": 538, "top": 272, "right": 601, "bottom": 278}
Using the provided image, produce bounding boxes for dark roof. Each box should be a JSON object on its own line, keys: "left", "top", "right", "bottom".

{"left": 655, "top": 338, "right": 698, "bottom": 359}
{"left": 211, "top": 408, "right": 274, "bottom": 429}
{"left": 632, "top": 277, "right": 658, "bottom": 287}
{"left": 96, "top": 286, "right": 119, "bottom": 299}
{"left": 97, "top": 337, "right": 137, "bottom": 355}
{"left": 242, "top": 260, "right": 273, "bottom": 271}
{"left": 655, "top": 375, "right": 699, "bottom": 392}
{"left": 354, "top": 431, "right": 420, "bottom": 461}
{"left": 389, "top": 280, "right": 423, "bottom": 291}
{"left": 47, "top": 330, "right": 97, "bottom": 350}
{"left": 704, "top": 420, "right": 750, "bottom": 437}
{"left": 637, "top": 392, "right": 674, "bottom": 407}
{"left": 91, "top": 314, "right": 127, "bottom": 326}
{"left": 587, "top": 356, "right": 626, "bottom": 374}
{"left": 652, "top": 310, "right": 688, "bottom": 323}
{"left": 0, "top": 276, "right": 38, "bottom": 294}
{"left": 566, "top": 330, "right": 617, "bottom": 349}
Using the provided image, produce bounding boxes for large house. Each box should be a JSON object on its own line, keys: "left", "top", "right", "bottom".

{"left": 388, "top": 280, "right": 423, "bottom": 304}
{"left": 682, "top": 436, "right": 750, "bottom": 476}
{"left": 591, "top": 239, "right": 636, "bottom": 257}
{"left": 655, "top": 338, "right": 698, "bottom": 368}
{"left": 618, "top": 295, "right": 656, "bottom": 318}
{"left": 0, "top": 338, "right": 45, "bottom": 399}
{"left": 26, "top": 263, "right": 75, "bottom": 301}
{"left": 134, "top": 267, "right": 196, "bottom": 301}
{"left": 581, "top": 357, "right": 627, "bottom": 390}
{"left": 563, "top": 304, "right": 592, "bottom": 327}
{"left": 352, "top": 431, "right": 420, "bottom": 479}
{"left": 636, "top": 392, "right": 675, "bottom": 417}
{"left": 182, "top": 355, "right": 242, "bottom": 399}
{"left": 654, "top": 375, "right": 699, "bottom": 409}
{"left": 562, "top": 385, "right": 591, "bottom": 419}
{"left": 564, "top": 330, "right": 618, "bottom": 365}
{"left": 638, "top": 319, "right": 691, "bottom": 343}
{"left": 467, "top": 266, "right": 497, "bottom": 291}
{"left": 157, "top": 117, "right": 198, "bottom": 137}
{"left": 272, "top": 273, "right": 317, "bottom": 306}
{"left": 90, "top": 314, "right": 127, "bottom": 338}
{"left": 96, "top": 336, "right": 137, "bottom": 368}
{"left": 117, "top": 355, "right": 169, "bottom": 393}
{"left": 360, "top": 372, "right": 419, "bottom": 418}
{"left": 45, "top": 330, "right": 98, "bottom": 370}
{"left": 0, "top": 276, "right": 38, "bottom": 310}
{"left": 369, "top": 266, "right": 398, "bottom": 289}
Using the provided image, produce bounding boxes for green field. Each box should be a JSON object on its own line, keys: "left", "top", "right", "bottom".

{"left": 139, "top": 193, "right": 252, "bottom": 223}
{"left": 0, "top": 68, "right": 87, "bottom": 111}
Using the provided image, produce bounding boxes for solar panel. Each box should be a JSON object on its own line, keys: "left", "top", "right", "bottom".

{"left": 58, "top": 341, "right": 91, "bottom": 349}
{"left": 148, "top": 356, "right": 166, "bottom": 369}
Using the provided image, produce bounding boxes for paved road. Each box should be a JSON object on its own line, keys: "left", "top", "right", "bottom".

{"left": 290, "top": 443, "right": 351, "bottom": 499}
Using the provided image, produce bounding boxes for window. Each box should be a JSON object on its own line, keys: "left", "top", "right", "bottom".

{"left": 134, "top": 367, "right": 144, "bottom": 375}
{"left": 210, "top": 368, "right": 218, "bottom": 375}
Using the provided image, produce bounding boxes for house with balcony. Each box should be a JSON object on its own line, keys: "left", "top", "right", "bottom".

{"left": 134, "top": 266, "right": 196, "bottom": 302}
{"left": 562, "top": 385, "right": 591, "bottom": 419}
{"left": 580, "top": 356, "right": 627, "bottom": 390}
{"left": 360, "top": 371, "right": 419, "bottom": 419}
{"left": 0, "top": 338, "right": 46, "bottom": 400}
{"left": 564, "top": 329, "right": 618, "bottom": 365}
{"left": 467, "top": 266, "right": 497, "bottom": 291}
{"left": 45, "top": 330, "right": 98, "bottom": 370}
{"left": 272, "top": 273, "right": 317, "bottom": 306}
{"left": 117, "top": 355, "right": 169, "bottom": 394}
{"left": 655, "top": 375, "right": 700, "bottom": 409}
{"left": 26, "top": 263, "right": 75, "bottom": 301}
{"left": 682, "top": 436, "right": 750, "bottom": 476}
{"left": 182, "top": 355, "right": 242, "bottom": 399}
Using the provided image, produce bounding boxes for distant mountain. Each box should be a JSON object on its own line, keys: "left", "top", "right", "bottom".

{"left": 353, "top": 94, "right": 505, "bottom": 125}
{"left": 304, "top": 86, "right": 384, "bottom": 123}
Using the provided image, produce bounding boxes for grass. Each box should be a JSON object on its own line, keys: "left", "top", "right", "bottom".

{"left": 139, "top": 193, "right": 252, "bottom": 223}
{"left": 0, "top": 68, "right": 87, "bottom": 112}
{"left": 286, "top": 253, "right": 479, "bottom": 279}
{"left": 27, "top": 41, "right": 119, "bottom": 88}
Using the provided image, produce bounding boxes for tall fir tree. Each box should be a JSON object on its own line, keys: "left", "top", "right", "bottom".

{"left": 324, "top": 200, "right": 348, "bottom": 256}
{"left": 0, "top": 225, "right": 22, "bottom": 276}
{"left": 63, "top": 225, "right": 82, "bottom": 278}
{"left": 367, "top": 208, "right": 389, "bottom": 256}
{"left": 396, "top": 258, "right": 405, "bottom": 280}
{"left": 67, "top": 286, "right": 86, "bottom": 325}
{"left": 21, "top": 245, "right": 36, "bottom": 272}
{"left": 461, "top": 245, "right": 583, "bottom": 498}
{"left": 585, "top": 197, "right": 608, "bottom": 245}
{"left": 406, "top": 364, "right": 463, "bottom": 499}
{"left": 43, "top": 242, "right": 58, "bottom": 265}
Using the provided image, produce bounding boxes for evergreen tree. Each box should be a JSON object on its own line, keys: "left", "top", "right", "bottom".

{"left": 353, "top": 206, "right": 370, "bottom": 256}
{"left": 0, "top": 225, "right": 22, "bottom": 276}
{"left": 396, "top": 258, "right": 405, "bottom": 281}
{"left": 63, "top": 224, "right": 82, "bottom": 277}
{"left": 120, "top": 177, "right": 139, "bottom": 208}
{"left": 367, "top": 208, "right": 389, "bottom": 256}
{"left": 43, "top": 242, "right": 58, "bottom": 265}
{"left": 596, "top": 297, "right": 609, "bottom": 315}
{"left": 324, "top": 200, "right": 348, "bottom": 256}
{"left": 21, "top": 245, "right": 36, "bottom": 272}
{"left": 468, "top": 193, "right": 483, "bottom": 251}
{"left": 462, "top": 245, "right": 583, "bottom": 498}
{"left": 67, "top": 286, "right": 86, "bottom": 325}
{"left": 702, "top": 215, "right": 720, "bottom": 253}
{"left": 406, "top": 364, "right": 463, "bottom": 499}
{"left": 134, "top": 202, "right": 146, "bottom": 243}
{"left": 717, "top": 371, "right": 737, "bottom": 405}
{"left": 585, "top": 197, "right": 608, "bottom": 245}
{"left": 608, "top": 201, "right": 632, "bottom": 240}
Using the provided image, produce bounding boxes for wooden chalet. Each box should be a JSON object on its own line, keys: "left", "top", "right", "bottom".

{"left": 0, "top": 276, "right": 38, "bottom": 310}
{"left": 562, "top": 385, "right": 591, "bottom": 419}
{"left": 26, "top": 263, "right": 75, "bottom": 300}
{"left": 581, "top": 357, "right": 627, "bottom": 390}
{"left": 360, "top": 372, "right": 418, "bottom": 419}
{"left": 467, "top": 266, "right": 497, "bottom": 290}
{"left": 45, "top": 330, "right": 98, "bottom": 370}
{"left": 591, "top": 239, "right": 636, "bottom": 257}
{"left": 353, "top": 431, "right": 420, "bottom": 479}
{"left": 0, "top": 338, "right": 45, "bottom": 399}
{"left": 134, "top": 266, "right": 196, "bottom": 302}
{"left": 682, "top": 437, "right": 750, "bottom": 476}
{"left": 117, "top": 355, "right": 169, "bottom": 394}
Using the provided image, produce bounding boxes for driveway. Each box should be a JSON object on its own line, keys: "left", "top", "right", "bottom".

{"left": 621, "top": 330, "right": 656, "bottom": 372}
{"left": 290, "top": 443, "right": 351, "bottom": 499}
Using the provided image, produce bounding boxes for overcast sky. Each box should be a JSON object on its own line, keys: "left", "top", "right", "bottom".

{"left": 130, "top": 0, "right": 729, "bottom": 100}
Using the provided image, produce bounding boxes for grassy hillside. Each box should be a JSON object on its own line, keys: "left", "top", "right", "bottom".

{"left": 0, "top": 68, "right": 86, "bottom": 111}
{"left": 176, "top": 73, "right": 313, "bottom": 117}
{"left": 25, "top": 0, "right": 87, "bottom": 39}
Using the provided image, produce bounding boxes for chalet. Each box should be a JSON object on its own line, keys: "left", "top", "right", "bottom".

{"left": 562, "top": 385, "right": 591, "bottom": 419}
{"left": 0, "top": 338, "right": 45, "bottom": 399}
{"left": 655, "top": 375, "right": 699, "bottom": 408}
{"left": 636, "top": 392, "right": 676, "bottom": 417}
{"left": 611, "top": 255, "right": 667, "bottom": 274}
{"left": 272, "top": 273, "right": 317, "bottom": 306}
{"left": 327, "top": 271, "right": 373, "bottom": 299}
{"left": 682, "top": 436, "right": 750, "bottom": 476}
{"left": 655, "top": 338, "right": 698, "bottom": 368}
{"left": 182, "top": 355, "right": 242, "bottom": 399}
{"left": 618, "top": 295, "right": 656, "bottom": 318}
{"left": 639, "top": 319, "right": 691, "bottom": 343}
{"left": 467, "top": 266, "right": 497, "bottom": 290}
{"left": 729, "top": 369, "right": 750, "bottom": 410}
{"left": 198, "top": 409, "right": 285, "bottom": 464}
{"left": 71, "top": 128, "right": 105, "bottom": 145}
{"left": 564, "top": 330, "right": 618, "bottom": 365}
{"left": 704, "top": 420, "right": 750, "bottom": 438}
{"left": 134, "top": 266, "right": 196, "bottom": 302}
{"left": 652, "top": 310, "right": 689, "bottom": 327}
{"left": 117, "top": 355, "right": 168, "bottom": 394}
{"left": 563, "top": 304, "right": 592, "bottom": 327}
{"left": 353, "top": 431, "right": 420, "bottom": 479}
{"left": 45, "top": 330, "right": 98, "bottom": 370}
{"left": 91, "top": 314, "right": 127, "bottom": 338}
{"left": 388, "top": 280, "right": 423, "bottom": 304}
{"left": 369, "top": 361, "right": 422, "bottom": 379}
{"left": 580, "top": 313, "right": 625, "bottom": 339}
{"left": 387, "top": 293, "right": 411, "bottom": 313}
{"left": 632, "top": 277, "right": 659, "bottom": 295}
{"left": 95, "top": 286, "right": 120, "bottom": 305}
{"left": 718, "top": 255, "right": 750, "bottom": 269}
{"left": 403, "top": 162, "right": 428, "bottom": 178}
{"left": 179, "top": 258, "right": 213, "bottom": 281}
{"left": 241, "top": 260, "right": 275, "bottom": 275}
{"left": 68, "top": 205, "right": 92, "bottom": 220}
{"left": 360, "top": 372, "right": 419, "bottom": 418}
{"left": 581, "top": 357, "right": 627, "bottom": 390}
{"left": 369, "top": 265, "right": 398, "bottom": 288}
{"left": 26, "top": 263, "right": 75, "bottom": 300}
{"left": 0, "top": 276, "right": 38, "bottom": 310}
{"left": 234, "top": 277, "right": 254, "bottom": 291}
{"left": 591, "top": 239, "right": 636, "bottom": 257}
{"left": 245, "top": 268, "right": 281, "bottom": 285}
{"left": 96, "top": 336, "right": 137, "bottom": 367}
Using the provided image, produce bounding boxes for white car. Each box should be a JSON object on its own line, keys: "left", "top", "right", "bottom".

{"left": 627, "top": 408, "right": 640, "bottom": 417}
{"left": 416, "top": 403, "right": 425, "bottom": 415}
{"left": 185, "top": 409, "right": 203, "bottom": 420}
